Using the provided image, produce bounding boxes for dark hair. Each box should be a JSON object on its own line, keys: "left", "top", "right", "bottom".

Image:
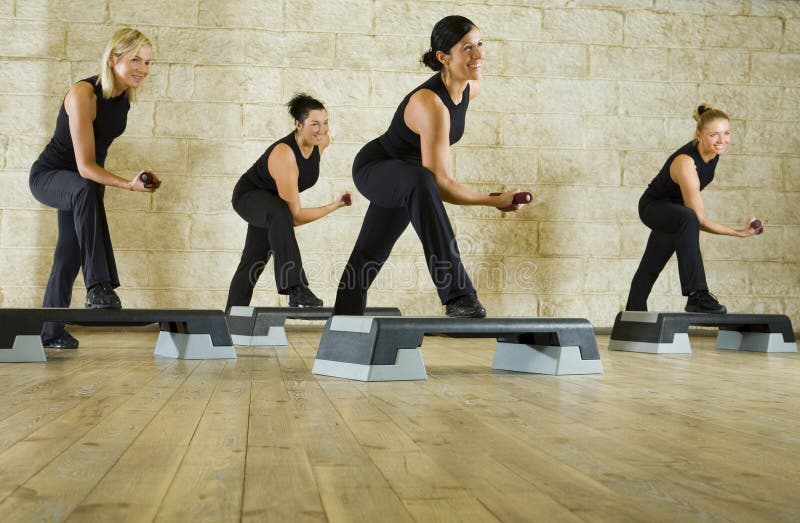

{"left": 420, "top": 15, "right": 477, "bottom": 71}
{"left": 287, "top": 93, "right": 325, "bottom": 124}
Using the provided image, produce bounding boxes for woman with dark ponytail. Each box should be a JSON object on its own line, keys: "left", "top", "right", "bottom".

{"left": 225, "top": 94, "right": 351, "bottom": 310}
{"left": 625, "top": 104, "right": 763, "bottom": 313}
{"left": 333, "top": 15, "right": 527, "bottom": 318}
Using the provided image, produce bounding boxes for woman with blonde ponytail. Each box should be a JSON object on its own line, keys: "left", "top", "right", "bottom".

{"left": 624, "top": 104, "right": 763, "bottom": 314}
{"left": 29, "top": 27, "right": 162, "bottom": 349}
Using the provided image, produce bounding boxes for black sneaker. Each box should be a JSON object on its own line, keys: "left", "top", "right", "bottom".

{"left": 85, "top": 283, "right": 122, "bottom": 309}
{"left": 288, "top": 285, "right": 323, "bottom": 308}
{"left": 445, "top": 294, "right": 486, "bottom": 318}
{"left": 685, "top": 290, "right": 727, "bottom": 314}
{"left": 43, "top": 331, "right": 79, "bottom": 349}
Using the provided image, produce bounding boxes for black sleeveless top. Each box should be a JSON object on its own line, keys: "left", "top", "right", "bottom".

{"left": 35, "top": 76, "right": 129, "bottom": 171}
{"left": 378, "top": 73, "right": 469, "bottom": 163}
{"left": 643, "top": 141, "right": 718, "bottom": 204}
{"left": 242, "top": 132, "right": 320, "bottom": 194}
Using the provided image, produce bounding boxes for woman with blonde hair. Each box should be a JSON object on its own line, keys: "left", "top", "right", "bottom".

{"left": 624, "top": 104, "right": 762, "bottom": 314}
{"left": 29, "top": 27, "right": 161, "bottom": 349}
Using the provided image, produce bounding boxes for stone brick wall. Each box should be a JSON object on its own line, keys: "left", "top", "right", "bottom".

{"left": 1, "top": 1, "right": 798, "bottom": 327}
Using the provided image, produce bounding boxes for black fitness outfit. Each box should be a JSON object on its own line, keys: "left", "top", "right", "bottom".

{"left": 625, "top": 140, "right": 718, "bottom": 311}
{"left": 333, "top": 73, "right": 475, "bottom": 315}
{"left": 29, "top": 76, "right": 128, "bottom": 341}
{"left": 225, "top": 132, "right": 319, "bottom": 310}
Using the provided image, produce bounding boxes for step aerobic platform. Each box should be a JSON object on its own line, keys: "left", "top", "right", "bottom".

{"left": 0, "top": 308, "right": 236, "bottom": 362}
{"left": 312, "top": 316, "right": 603, "bottom": 381}
{"left": 226, "top": 306, "right": 401, "bottom": 346}
{"left": 608, "top": 311, "right": 797, "bottom": 354}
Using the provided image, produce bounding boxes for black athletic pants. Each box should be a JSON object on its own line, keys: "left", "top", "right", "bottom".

{"left": 333, "top": 139, "right": 475, "bottom": 315}
{"left": 625, "top": 196, "right": 708, "bottom": 311}
{"left": 225, "top": 178, "right": 308, "bottom": 311}
{"left": 29, "top": 165, "right": 119, "bottom": 340}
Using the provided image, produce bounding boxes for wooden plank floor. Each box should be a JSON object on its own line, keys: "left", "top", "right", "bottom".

{"left": 0, "top": 325, "right": 798, "bottom": 522}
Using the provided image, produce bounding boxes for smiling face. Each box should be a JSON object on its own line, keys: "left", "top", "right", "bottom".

{"left": 296, "top": 109, "right": 329, "bottom": 146}
{"left": 696, "top": 118, "right": 731, "bottom": 157}
{"left": 111, "top": 45, "right": 152, "bottom": 93}
{"left": 438, "top": 27, "right": 484, "bottom": 81}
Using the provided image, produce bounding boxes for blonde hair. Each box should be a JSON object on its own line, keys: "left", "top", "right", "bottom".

{"left": 693, "top": 103, "right": 729, "bottom": 132}
{"left": 98, "top": 28, "right": 152, "bottom": 102}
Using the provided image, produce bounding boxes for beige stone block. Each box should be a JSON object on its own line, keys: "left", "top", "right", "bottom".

{"left": 589, "top": 46, "right": 666, "bottom": 82}
{"left": 531, "top": 186, "right": 588, "bottom": 221}
{"left": 622, "top": 150, "right": 664, "bottom": 187}
{"left": 539, "top": 222, "right": 620, "bottom": 257}
{"left": 588, "top": 187, "right": 641, "bottom": 223}
{"left": 664, "top": 118, "right": 698, "bottom": 150}
{"left": 66, "top": 24, "right": 115, "bottom": 62}
{"left": 749, "top": 192, "right": 800, "bottom": 226}
{"left": 712, "top": 154, "right": 782, "bottom": 189}
{"left": 746, "top": 261, "right": 798, "bottom": 297}
{"left": 461, "top": 255, "right": 508, "bottom": 293}
{"left": 454, "top": 218, "right": 537, "bottom": 258}
{"left": 319, "top": 142, "right": 359, "bottom": 179}
{"left": 0, "top": 95, "right": 61, "bottom": 136}
{"left": 784, "top": 157, "right": 800, "bottom": 191}
{"left": 702, "top": 189, "right": 748, "bottom": 224}
{"left": 199, "top": 0, "right": 283, "bottom": 30}
{"left": 17, "top": 0, "right": 106, "bottom": 21}
{"left": 367, "top": 289, "right": 441, "bottom": 316}
{"left": 0, "top": 248, "right": 52, "bottom": 286}
{"left": 538, "top": 294, "right": 622, "bottom": 328}
{"left": 103, "top": 184, "right": 154, "bottom": 212}
{"left": 193, "top": 66, "right": 281, "bottom": 104}
{"left": 458, "top": 111, "right": 502, "bottom": 147}
{"left": 668, "top": 48, "right": 750, "bottom": 84}
{"left": 786, "top": 19, "right": 800, "bottom": 52}
{"left": 69, "top": 61, "right": 101, "bottom": 86}
{"left": 500, "top": 114, "right": 583, "bottom": 148}
{"left": 469, "top": 5, "right": 543, "bottom": 42}
{"left": 0, "top": 136, "right": 6, "bottom": 169}
{"left": 454, "top": 147, "right": 537, "bottom": 185}
{"left": 107, "top": 211, "right": 192, "bottom": 251}
{"left": 188, "top": 140, "right": 265, "bottom": 176}
{"left": 781, "top": 87, "right": 800, "bottom": 121}
{"left": 136, "top": 67, "right": 168, "bottom": 102}
{"left": 370, "top": 71, "right": 441, "bottom": 107}
{"left": 1, "top": 170, "right": 43, "bottom": 209}
{"left": 153, "top": 175, "right": 238, "bottom": 213}
{"left": 123, "top": 101, "right": 155, "bottom": 138}
{"left": 242, "top": 104, "right": 292, "bottom": 141}
{"left": 514, "top": 257, "right": 584, "bottom": 294}
{"left": 1, "top": 210, "right": 58, "bottom": 248}
{"left": 705, "top": 16, "right": 782, "bottom": 50}
{"left": 148, "top": 251, "right": 241, "bottom": 289}
{"left": 287, "top": 0, "right": 371, "bottom": 34}
{"left": 542, "top": 9, "right": 622, "bottom": 45}
{"left": 155, "top": 28, "right": 247, "bottom": 65}
{"left": 0, "top": 286, "right": 49, "bottom": 307}
{"left": 783, "top": 227, "right": 800, "bottom": 263}
{"left": 0, "top": 20, "right": 65, "bottom": 59}
{"left": 110, "top": 0, "right": 196, "bottom": 26}
{"left": 477, "top": 291, "right": 538, "bottom": 318}
{"left": 165, "top": 64, "right": 193, "bottom": 101}
{"left": 373, "top": 2, "right": 452, "bottom": 37}
{"left": 697, "top": 84, "right": 783, "bottom": 122}
{"left": 505, "top": 42, "right": 587, "bottom": 78}
{"left": 751, "top": 1, "right": 800, "bottom": 16}
{"left": 744, "top": 121, "right": 800, "bottom": 155}
{"left": 720, "top": 296, "right": 786, "bottom": 316}
{"left": 330, "top": 107, "right": 394, "bottom": 144}
{"left": 284, "top": 69, "right": 370, "bottom": 106}
{"left": 113, "top": 250, "right": 151, "bottom": 289}
{"left": 702, "top": 260, "right": 749, "bottom": 296}
{"left": 245, "top": 31, "right": 336, "bottom": 68}
{"left": 539, "top": 149, "right": 621, "bottom": 187}
{"left": 701, "top": 230, "right": 783, "bottom": 262}
{"left": 751, "top": 52, "right": 800, "bottom": 86}
{"left": 620, "top": 222, "right": 650, "bottom": 258}
{"left": 0, "top": 61, "right": 71, "bottom": 96}
{"left": 155, "top": 101, "right": 241, "bottom": 139}
{"left": 619, "top": 82, "right": 697, "bottom": 118}
{"left": 0, "top": 1, "right": 10, "bottom": 16}
{"left": 189, "top": 212, "right": 246, "bottom": 251}
{"left": 624, "top": 11, "right": 703, "bottom": 48}
{"left": 104, "top": 137, "right": 188, "bottom": 173}
{"left": 657, "top": 0, "right": 750, "bottom": 14}
{"left": 337, "top": 35, "right": 428, "bottom": 72}
{"left": 583, "top": 115, "right": 665, "bottom": 150}
{"left": 573, "top": 0, "right": 651, "bottom": 7}
{"left": 584, "top": 259, "right": 641, "bottom": 294}
{"left": 541, "top": 78, "right": 617, "bottom": 115}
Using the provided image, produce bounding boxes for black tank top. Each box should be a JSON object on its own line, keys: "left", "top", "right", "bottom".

{"left": 378, "top": 73, "right": 469, "bottom": 163}
{"left": 643, "top": 140, "right": 718, "bottom": 204}
{"left": 35, "top": 76, "right": 129, "bottom": 171}
{"left": 242, "top": 132, "right": 320, "bottom": 194}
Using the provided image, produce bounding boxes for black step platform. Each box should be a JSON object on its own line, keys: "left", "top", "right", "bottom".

{"left": 0, "top": 308, "right": 236, "bottom": 362}
{"left": 226, "top": 306, "right": 402, "bottom": 346}
{"left": 312, "top": 316, "right": 603, "bottom": 381}
{"left": 608, "top": 311, "right": 797, "bottom": 354}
